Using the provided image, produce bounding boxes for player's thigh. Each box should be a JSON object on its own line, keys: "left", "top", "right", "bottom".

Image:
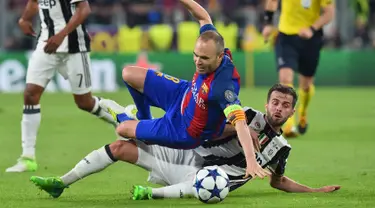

{"left": 275, "top": 33, "right": 299, "bottom": 73}
{"left": 136, "top": 141, "right": 199, "bottom": 185}
{"left": 143, "top": 69, "right": 189, "bottom": 111}
{"left": 26, "top": 50, "right": 59, "bottom": 88}
{"left": 298, "top": 34, "right": 323, "bottom": 77}
{"left": 135, "top": 117, "right": 199, "bottom": 148}
{"left": 135, "top": 117, "right": 176, "bottom": 146}
{"left": 64, "top": 52, "right": 92, "bottom": 95}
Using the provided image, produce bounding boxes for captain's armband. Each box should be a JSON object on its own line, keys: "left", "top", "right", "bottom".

{"left": 224, "top": 104, "right": 246, "bottom": 126}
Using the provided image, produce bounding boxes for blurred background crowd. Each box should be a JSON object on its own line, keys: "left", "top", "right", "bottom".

{"left": 1, "top": 0, "right": 375, "bottom": 52}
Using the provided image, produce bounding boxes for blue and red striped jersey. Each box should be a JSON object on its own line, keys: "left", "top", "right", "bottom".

{"left": 181, "top": 24, "right": 241, "bottom": 141}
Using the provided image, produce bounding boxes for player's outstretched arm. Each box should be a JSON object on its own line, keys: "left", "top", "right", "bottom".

{"left": 58, "top": 1, "right": 91, "bottom": 37}
{"left": 270, "top": 174, "right": 341, "bottom": 193}
{"left": 18, "top": 0, "right": 39, "bottom": 37}
{"left": 311, "top": 1, "right": 335, "bottom": 31}
{"left": 179, "top": 0, "right": 212, "bottom": 27}
{"left": 226, "top": 108, "right": 271, "bottom": 179}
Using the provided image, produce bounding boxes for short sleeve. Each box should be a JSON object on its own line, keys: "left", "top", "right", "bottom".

{"left": 200, "top": 24, "right": 218, "bottom": 34}
{"left": 211, "top": 82, "right": 241, "bottom": 111}
{"left": 268, "top": 152, "right": 289, "bottom": 176}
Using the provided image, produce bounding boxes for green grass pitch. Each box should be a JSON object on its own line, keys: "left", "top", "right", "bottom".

{"left": 0, "top": 87, "right": 374, "bottom": 208}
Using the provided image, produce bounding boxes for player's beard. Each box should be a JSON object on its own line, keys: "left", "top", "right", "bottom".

{"left": 197, "top": 65, "right": 215, "bottom": 74}
{"left": 266, "top": 113, "right": 287, "bottom": 129}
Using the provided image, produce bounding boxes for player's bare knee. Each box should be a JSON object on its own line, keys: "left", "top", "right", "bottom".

{"left": 116, "top": 121, "right": 137, "bottom": 138}
{"left": 279, "top": 68, "right": 294, "bottom": 85}
{"left": 122, "top": 66, "right": 138, "bottom": 83}
{"left": 116, "top": 123, "right": 129, "bottom": 137}
{"left": 122, "top": 66, "right": 146, "bottom": 92}
{"left": 109, "top": 140, "right": 137, "bottom": 162}
{"left": 108, "top": 140, "right": 126, "bottom": 159}
{"left": 108, "top": 140, "right": 135, "bottom": 160}
{"left": 23, "top": 84, "right": 44, "bottom": 105}
{"left": 24, "top": 90, "right": 38, "bottom": 105}
{"left": 299, "top": 76, "right": 313, "bottom": 91}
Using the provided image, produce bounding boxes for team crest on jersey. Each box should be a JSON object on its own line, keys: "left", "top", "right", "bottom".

{"left": 224, "top": 90, "right": 236, "bottom": 103}
{"left": 201, "top": 83, "right": 209, "bottom": 94}
{"left": 258, "top": 133, "right": 269, "bottom": 146}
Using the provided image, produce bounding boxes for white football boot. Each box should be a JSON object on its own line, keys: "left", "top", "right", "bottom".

{"left": 5, "top": 157, "right": 37, "bottom": 173}
{"left": 99, "top": 99, "right": 138, "bottom": 140}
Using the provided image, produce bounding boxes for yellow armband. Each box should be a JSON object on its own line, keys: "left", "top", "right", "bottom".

{"left": 224, "top": 105, "right": 246, "bottom": 126}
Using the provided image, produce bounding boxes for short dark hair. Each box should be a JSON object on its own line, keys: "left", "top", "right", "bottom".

{"left": 267, "top": 84, "right": 298, "bottom": 107}
{"left": 198, "top": 30, "right": 225, "bottom": 55}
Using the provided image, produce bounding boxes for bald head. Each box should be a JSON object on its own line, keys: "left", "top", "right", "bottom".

{"left": 198, "top": 30, "right": 225, "bottom": 55}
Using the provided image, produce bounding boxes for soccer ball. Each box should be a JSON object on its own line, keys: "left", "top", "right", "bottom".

{"left": 192, "top": 166, "right": 230, "bottom": 204}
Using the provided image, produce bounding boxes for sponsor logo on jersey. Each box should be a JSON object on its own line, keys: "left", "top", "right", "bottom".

{"left": 38, "top": 0, "right": 57, "bottom": 9}
{"left": 192, "top": 82, "right": 206, "bottom": 110}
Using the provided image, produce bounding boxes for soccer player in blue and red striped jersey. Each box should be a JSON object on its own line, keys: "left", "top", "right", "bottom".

{"left": 101, "top": 0, "right": 269, "bottom": 179}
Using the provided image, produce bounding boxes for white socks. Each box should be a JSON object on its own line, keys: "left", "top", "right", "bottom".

{"left": 21, "top": 104, "right": 41, "bottom": 159}
{"left": 91, "top": 96, "right": 117, "bottom": 126}
{"left": 60, "top": 145, "right": 116, "bottom": 186}
{"left": 151, "top": 181, "right": 194, "bottom": 199}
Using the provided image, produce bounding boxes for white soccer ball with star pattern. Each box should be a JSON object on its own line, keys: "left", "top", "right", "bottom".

{"left": 192, "top": 166, "right": 230, "bottom": 204}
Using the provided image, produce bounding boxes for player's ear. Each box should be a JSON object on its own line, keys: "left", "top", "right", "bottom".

{"left": 289, "top": 108, "right": 296, "bottom": 118}
{"left": 218, "top": 51, "right": 224, "bottom": 59}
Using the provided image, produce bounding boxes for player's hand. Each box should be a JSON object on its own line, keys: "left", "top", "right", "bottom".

{"left": 315, "top": 185, "right": 341, "bottom": 193}
{"left": 244, "top": 159, "right": 271, "bottom": 179}
{"left": 262, "top": 25, "right": 274, "bottom": 43}
{"left": 44, "top": 33, "right": 66, "bottom": 54}
{"left": 18, "top": 18, "right": 36, "bottom": 37}
{"left": 298, "top": 28, "right": 313, "bottom": 39}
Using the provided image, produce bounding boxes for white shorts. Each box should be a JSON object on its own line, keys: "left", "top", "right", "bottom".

{"left": 26, "top": 49, "right": 92, "bottom": 95}
{"left": 135, "top": 141, "right": 204, "bottom": 186}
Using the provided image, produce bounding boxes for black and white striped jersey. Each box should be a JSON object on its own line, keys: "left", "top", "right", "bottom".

{"left": 194, "top": 107, "right": 290, "bottom": 192}
{"left": 37, "top": 0, "right": 90, "bottom": 53}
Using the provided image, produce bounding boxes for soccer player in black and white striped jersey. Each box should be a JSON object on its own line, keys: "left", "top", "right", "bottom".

{"left": 29, "top": 84, "right": 340, "bottom": 199}
{"left": 5, "top": 0, "right": 117, "bottom": 173}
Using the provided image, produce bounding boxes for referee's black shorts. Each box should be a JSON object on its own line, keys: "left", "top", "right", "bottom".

{"left": 275, "top": 31, "right": 324, "bottom": 77}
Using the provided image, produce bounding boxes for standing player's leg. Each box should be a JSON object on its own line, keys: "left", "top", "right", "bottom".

{"left": 274, "top": 33, "right": 299, "bottom": 137}
{"left": 297, "top": 74, "right": 315, "bottom": 134}
{"left": 297, "top": 34, "right": 322, "bottom": 134}
{"left": 5, "top": 51, "right": 58, "bottom": 173}
{"left": 65, "top": 52, "right": 117, "bottom": 127}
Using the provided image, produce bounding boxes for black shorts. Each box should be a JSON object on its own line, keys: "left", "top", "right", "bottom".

{"left": 275, "top": 31, "right": 323, "bottom": 77}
